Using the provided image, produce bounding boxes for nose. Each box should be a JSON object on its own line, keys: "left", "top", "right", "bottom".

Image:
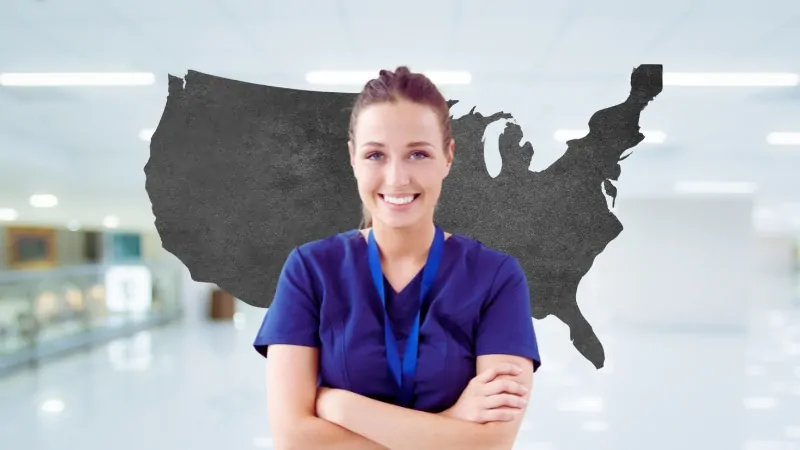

{"left": 384, "top": 159, "right": 410, "bottom": 186}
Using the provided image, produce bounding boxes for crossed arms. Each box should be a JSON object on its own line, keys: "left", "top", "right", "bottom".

{"left": 266, "top": 344, "right": 534, "bottom": 450}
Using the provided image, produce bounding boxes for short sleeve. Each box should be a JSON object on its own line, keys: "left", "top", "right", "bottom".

{"left": 253, "top": 247, "right": 320, "bottom": 357}
{"left": 475, "top": 256, "right": 542, "bottom": 372}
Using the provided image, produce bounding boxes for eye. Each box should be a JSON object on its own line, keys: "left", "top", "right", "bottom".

{"left": 410, "top": 151, "right": 429, "bottom": 159}
{"left": 365, "top": 152, "right": 383, "bottom": 160}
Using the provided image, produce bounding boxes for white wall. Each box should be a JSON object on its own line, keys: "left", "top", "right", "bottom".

{"left": 592, "top": 194, "right": 756, "bottom": 331}
{"left": 755, "top": 235, "right": 797, "bottom": 275}
{"left": 178, "top": 265, "right": 217, "bottom": 324}
{"left": 140, "top": 230, "right": 217, "bottom": 323}
{"left": 140, "top": 230, "right": 170, "bottom": 261}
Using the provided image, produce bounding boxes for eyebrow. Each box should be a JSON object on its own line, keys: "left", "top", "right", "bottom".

{"left": 361, "top": 141, "right": 435, "bottom": 148}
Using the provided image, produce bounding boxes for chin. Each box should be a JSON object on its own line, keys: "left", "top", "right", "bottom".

{"left": 374, "top": 215, "right": 424, "bottom": 230}
{"left": 368, "top": 193, "right": 436, "bottom": 230}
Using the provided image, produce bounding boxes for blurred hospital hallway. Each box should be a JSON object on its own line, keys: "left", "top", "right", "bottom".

{"left": 3, "top": 0, "right": 800, "bottom": 448}
{"left": 2, "top": 271, "right": 800, "bottom": 450}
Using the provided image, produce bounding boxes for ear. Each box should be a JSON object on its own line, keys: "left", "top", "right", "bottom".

{"left": 348, "top": 140, "right": 356, "bottom": 167}
{"left": 443, "top": 138, "right": 455, "bottom": 176}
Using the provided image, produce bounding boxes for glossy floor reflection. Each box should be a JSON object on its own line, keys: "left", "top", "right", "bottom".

{"left": 1, "top": 285, "right": 800, "bottom": 450}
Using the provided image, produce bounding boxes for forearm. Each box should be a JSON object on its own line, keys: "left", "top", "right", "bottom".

{"left": 279, "top": 415, "right": 388, "bottom": 450}
{"left": 322, "top": 390, "right": 512, "bottom": 450}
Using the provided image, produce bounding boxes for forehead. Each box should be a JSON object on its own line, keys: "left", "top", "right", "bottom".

{"left": 354, "top": 100, "right": 442, "bottom": 144}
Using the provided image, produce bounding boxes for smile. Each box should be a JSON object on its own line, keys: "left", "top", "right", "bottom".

{"left": 379, "top": 194, "right": 420, "bottom": 206}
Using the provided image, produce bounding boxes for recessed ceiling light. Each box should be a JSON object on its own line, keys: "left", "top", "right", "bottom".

{"left": 138, "top": 128, "right": 155, "bottom": 142}
{"left": 581, "top": 420, "right": 609, "bottom": 432}
{"left": 103, "top": 215, "right": 120, "bottom": 229}
{"left": 40, "top": 399, "right": 65, "bottom": 413}
{"left": 674, "top": 181, "right": 757, "bottom": 194}
{"left": 67, "top": 220, "right": 81, "bottom": 231}
{"left": 305, "top": 70, "right": 471, "bottom": 85}
{"left": 0, "top": 208, "right": 19, "bottom": 221}
{"left": 753, "top": 207, "right": 777, "bottom": 222}
{"left": 556, "top": 396, "right": 604, "bottom": 412}
{"left": 663, "top": 72, "right": 799, "bottom": 87}
{"left": 742, "top": 396, "right": 778, "bottom": 409}
{"left": 0, "top": 72, "right": 156, "bottom": 87}
{"left": 553, "top": 129, "right": 666, "bottom": 144}
{"left": 30, "top": 194, "right": 58, "bottom": 208}
{"left": 252, "top": 437, "right": 273, "bottom": 448}
{"left": 767, "top": 132, "right": 800, "bottom": 145}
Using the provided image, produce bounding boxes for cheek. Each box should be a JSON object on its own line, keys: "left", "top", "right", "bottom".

{"left": 354, "top": 167, "right": 381, "bottom": 191}
{"left": 419, "top": 166, "right": 447, "bottom": 190}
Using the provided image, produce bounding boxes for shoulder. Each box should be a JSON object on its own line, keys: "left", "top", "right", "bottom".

{"left": 290, "top": 229, "right": 363, "bottom": 270}
{"left": 445, "top": 233, "right": 523, "bottom": 283}
{"left": 277, "top": 230, "right": 362, "bottom": 295}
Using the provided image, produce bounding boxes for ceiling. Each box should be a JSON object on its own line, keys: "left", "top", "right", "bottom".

{"left": 0, "top": 0, "right": 799, "bottom": 233}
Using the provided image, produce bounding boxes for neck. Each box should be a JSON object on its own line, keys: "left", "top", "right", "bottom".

{"left": 371, "top": 219, "right": 435, "bottom": 264}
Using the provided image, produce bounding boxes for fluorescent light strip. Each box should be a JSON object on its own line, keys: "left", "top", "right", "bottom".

{"left": 139, "top": 128, "right": 155, "bottom": 142}
{"left": 674, "top": 181, "right": 757, "bottom": 194}
{"left": 663, "top": 72, "right": 799, "bottom": 87}
{"left": 0, "top": 72, "right": 156, "bottom": 87}
{"left": 767, "top": 132, "right": 800, "bottom": 146}
{"left": 553, "top": 129, "right": 666, "bottom": 144}
{"left": 103, "top": 215, "right": 120, "bottom": 229}
{"left": 306, "top": 71, "right": 471, "bottom": 86}
{"left": 0, "top": 208, "right": 19, "bottom": 221}
{"left": 40, "top": 399, "right": 65, "bottom": 413}
{"left": 30, "top": 194, "right": 58, "bottom": 208}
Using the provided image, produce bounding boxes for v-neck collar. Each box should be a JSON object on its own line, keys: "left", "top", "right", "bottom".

{"left": 385, "top": 269, "right": 424, "bottom": 297}
{"left": 349, "top": 228, "right": 455, "bottom": 297}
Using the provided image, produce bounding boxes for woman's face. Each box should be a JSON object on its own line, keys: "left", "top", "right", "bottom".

{"left": 349, "top": 99, "right": 454, "bottom": 230}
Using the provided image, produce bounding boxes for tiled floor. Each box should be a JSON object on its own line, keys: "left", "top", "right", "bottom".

{"left": 1, "top": 282, "right": 800, "bottom": 450}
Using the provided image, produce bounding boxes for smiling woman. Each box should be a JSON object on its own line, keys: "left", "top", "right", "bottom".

{"left": 348, "top": 68, "right": 454, "bottom": 231}
{"left": 254, "top": 66, "right": 541, "bottom": 450}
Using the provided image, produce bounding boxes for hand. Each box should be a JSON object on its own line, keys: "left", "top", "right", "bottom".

{"left": 444, "top": 363, "right": 529, "bottom": 424}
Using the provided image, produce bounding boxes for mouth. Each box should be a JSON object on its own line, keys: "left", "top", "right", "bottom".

{"left": 379, "top": 193, "right": 420, "bottom": 207}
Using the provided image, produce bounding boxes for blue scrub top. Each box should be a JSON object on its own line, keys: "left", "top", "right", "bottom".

{"left": 254, "top": 229, "right": 541, "bottom": 413}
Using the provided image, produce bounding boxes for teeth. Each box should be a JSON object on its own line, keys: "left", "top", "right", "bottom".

{"left": 383, "top": 195, "right": 415, "bottom": 205}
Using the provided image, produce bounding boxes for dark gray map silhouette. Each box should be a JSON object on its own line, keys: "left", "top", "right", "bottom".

{"left": 144, "top": 65, "right": 663, "bottom": 369}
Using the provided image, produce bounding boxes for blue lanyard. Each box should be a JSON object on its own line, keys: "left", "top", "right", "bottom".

{"left": 367, "top": 225, "right": 445, "bottom": 407}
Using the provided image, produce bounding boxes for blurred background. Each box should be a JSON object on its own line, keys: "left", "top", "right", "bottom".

{"left": 1, "top": 0, "right": 800, "bottom": 449}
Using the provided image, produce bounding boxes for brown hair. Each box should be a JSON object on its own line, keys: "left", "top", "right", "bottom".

{"left": 348, "top": 66, "right": 453, "bottom": 229}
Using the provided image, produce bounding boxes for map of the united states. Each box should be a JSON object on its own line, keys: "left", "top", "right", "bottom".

{"left": 145, "top": 65, "right": 663, "bottom": 369}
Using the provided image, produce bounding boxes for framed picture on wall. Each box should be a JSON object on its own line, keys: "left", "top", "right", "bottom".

{"left": 83, "top": 230, "right": 102, "bottom": 263}
{"left": 109, "top": 232, "right": 142, "bottom": 262}
{"left": 5, "top": 226, "right": 57, "bottom": 270}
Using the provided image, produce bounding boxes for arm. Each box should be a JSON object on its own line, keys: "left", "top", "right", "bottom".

{"left": 266, "top": 345, "right": 388, "bottom": 450}
{"left": 255, "top": 248, "right": 387, "bottom": 450}
{"left": 318, "top": 255, "right": 542, "bottom": 450}
{"left": 317, "top": 354, "right": 533, "bottom": 450}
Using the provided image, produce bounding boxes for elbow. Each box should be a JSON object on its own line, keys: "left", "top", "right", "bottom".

{"left": 273, "top": 442, "right": 306, "bottom": 450}
{"left": 481, "top": 440, "right": 514, "bottom": 450}
{"left": 270, "top": 418, "right": 313, "bottom": 450}
{"left": 270, "top": 433, "right": 299, "bottom": 450}
{"left": 479, "top": 422, "right": 517, "bottom": 450}
{"left": 481, "top": 439, "right": 515, "bottom": 450}
{"left": 487, "top": 443, "right": 514, "bottom": 450}
{"left": 272, "top": 434, "right": 308, "bottom": 450}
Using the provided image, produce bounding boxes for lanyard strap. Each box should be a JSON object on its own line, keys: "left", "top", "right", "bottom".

{"left": 367, "top": 225, "right": 445, "bottom": 407}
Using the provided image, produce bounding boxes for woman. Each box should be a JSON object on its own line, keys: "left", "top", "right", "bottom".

{"left": 254, "top": 66, "right": 542, "bottom": 450}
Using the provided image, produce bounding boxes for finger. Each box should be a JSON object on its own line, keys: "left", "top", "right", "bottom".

{"left": 478, "top": 407, "right": 521, "bottom": 423}
{"left": 482, "top": 378, "right": 528, "bottom": 397}
{"left": 482, "top": 393, "right": 527, "bottom": 410}
{"left": 474, "top": 363, "right": 522, "bottom": 383}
